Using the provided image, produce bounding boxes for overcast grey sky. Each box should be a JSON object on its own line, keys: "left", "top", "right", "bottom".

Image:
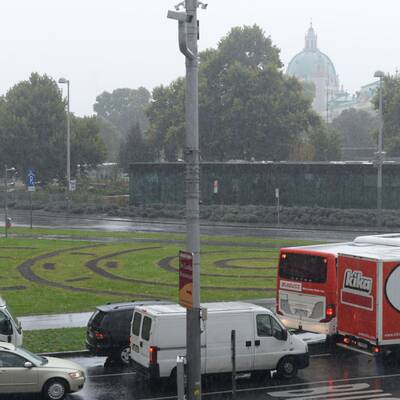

{"left": 2, "top": 0, "right": 398, "bottom": 116}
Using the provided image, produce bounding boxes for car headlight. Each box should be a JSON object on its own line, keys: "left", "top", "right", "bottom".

{"left": 68, "top": 371, "right": 84, "bottom": 379}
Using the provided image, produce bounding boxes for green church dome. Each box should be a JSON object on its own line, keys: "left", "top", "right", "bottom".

{"left": 287, "top": 24, "right": 338, "bottom": 85}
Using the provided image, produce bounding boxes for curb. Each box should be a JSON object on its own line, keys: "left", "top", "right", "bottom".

{"left": 39, "top": 349, "right": 90, "bottom": 358}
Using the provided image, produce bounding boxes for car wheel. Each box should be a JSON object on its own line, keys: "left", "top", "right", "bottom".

{"left": 43, "top": 378, "right": 68, "bottom": 400}
{"left": 276, "top": 356, "right": 298, "bottom": 379}
{"left": 119, "top": 346, "right": 131, "bottom": 365}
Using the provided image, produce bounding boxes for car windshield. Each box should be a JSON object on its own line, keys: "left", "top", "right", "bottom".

{"left": 15, "top": 347, "right": 47, "bottom": 366}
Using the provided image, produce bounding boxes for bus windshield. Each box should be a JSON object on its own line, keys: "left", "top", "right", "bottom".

{"left": 279, "top": 253, "right": 327, "bottom": 283}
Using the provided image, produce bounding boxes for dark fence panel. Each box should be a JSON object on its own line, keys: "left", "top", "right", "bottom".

{"left": 129, "top": 162, "right": 399, "bottom": 209}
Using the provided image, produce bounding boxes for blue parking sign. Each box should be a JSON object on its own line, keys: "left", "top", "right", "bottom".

{"left": 27, "top": 169, "right": 36, "bottom": 191}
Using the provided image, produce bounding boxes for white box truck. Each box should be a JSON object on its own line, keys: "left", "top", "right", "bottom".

{"left": 336, "top": 246, "right": 400, "bottom": 356}
{"left": 0, "top": 296, "right": 23, "bottom": 346}
{"left": 130, "top": 302, "right": 309, "bottom": 382}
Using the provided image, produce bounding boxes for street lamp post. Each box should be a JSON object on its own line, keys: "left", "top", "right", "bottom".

{"left": 58, "top": 77, "right": 71, "bottom": 209}
{"left": 374, "top": 70, "right": 385, "bottom": 228}
{"left": 4, "top": 166, "right": 15, "bottom": 238}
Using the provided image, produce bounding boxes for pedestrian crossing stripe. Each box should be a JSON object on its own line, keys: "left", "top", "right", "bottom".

{"left": 267, "top": 382, "right": 400, "bottom": 399}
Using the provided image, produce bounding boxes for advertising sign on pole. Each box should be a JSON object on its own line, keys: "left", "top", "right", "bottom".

{"left": 179, "top": 250, "right": 193, "bottom": 309}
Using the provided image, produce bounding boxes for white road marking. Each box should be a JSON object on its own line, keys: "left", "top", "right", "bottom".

{"left": 267, "top": 383, "right": 399, "bottom": 400}
{"left": 112, "top": 373, "right": 400, "bottom": 400}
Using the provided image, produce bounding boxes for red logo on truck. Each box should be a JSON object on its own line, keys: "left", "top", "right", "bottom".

{"left": 340, "top": 269, "right": 373, "bottom": 311}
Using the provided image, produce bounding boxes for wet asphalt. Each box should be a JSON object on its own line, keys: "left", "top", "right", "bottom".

{"left": 0, "top": 209, "right": 378, "bottom": 242}
{"left": 63, "top": 348, "right": 400, "bottom": 400}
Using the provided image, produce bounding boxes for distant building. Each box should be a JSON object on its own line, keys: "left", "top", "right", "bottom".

{"left": 287, "top": 23, "right": 339, "bottom": 117}
{"left": 287, "top": 24, "right": 378, "bottom": 121}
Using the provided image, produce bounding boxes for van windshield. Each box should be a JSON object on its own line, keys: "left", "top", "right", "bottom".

{"left": 5, "top": 303, "right": 20, "bottom": 331}
{"left": 279, "top": 253, "right": 327, "bottom": 283}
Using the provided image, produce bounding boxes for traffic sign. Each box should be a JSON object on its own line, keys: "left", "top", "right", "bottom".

{"left": 179, "top": 250, "right": 193, "bottom": 309}
{"left": 26, "top": 169, "right": 36, "bottom": 192}
{"left": 69, "top": 179, "right": 76, "bottom": 191}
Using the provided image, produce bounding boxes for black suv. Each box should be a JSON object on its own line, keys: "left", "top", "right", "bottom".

{"left": 86, "top": 300, "right": 170, "bottom": 365}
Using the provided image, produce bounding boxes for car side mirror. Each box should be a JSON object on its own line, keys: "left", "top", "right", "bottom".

{"left": 24, "top": 362, "right": 33, "bottom": 369}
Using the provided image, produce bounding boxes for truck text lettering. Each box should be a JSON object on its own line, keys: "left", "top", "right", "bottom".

{"left": 344, "top": 269, "right": 372, "bottom": 294}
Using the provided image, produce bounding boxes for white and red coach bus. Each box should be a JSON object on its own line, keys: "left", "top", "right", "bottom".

{"left": 276, "top": 234, "right": 400, "bottom": 336}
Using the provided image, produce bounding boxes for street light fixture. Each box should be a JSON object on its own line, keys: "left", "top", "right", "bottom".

{"left": 4, "top": 166, "right": 16, "bottom": 238}
{"left": 58, "top": 77, "right": 71, "bottom": 208}
{"left": 374, "top": 70, "right": 385, "bottom": 228}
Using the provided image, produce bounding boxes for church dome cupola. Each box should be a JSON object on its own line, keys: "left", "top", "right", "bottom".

{"left": 286, "top": 23, "right": 339, "bottom": 116}
{"left": 305, "top": 23, "right": 317, "bottom": 51}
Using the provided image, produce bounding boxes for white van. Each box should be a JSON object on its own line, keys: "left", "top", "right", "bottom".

{"left": 0, "top": 297, "right": 23, "bottom": 346}
{"left": 130, "top": 302, "right": 308, "bottom": 381}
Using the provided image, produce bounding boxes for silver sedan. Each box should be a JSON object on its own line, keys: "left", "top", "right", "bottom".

{"left": 0, "top": 342, "right": 85, "bottom": 400}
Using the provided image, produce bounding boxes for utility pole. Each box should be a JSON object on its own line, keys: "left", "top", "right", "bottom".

{"left": 374, "top": 70, "right": 385, "bottom": 228}
{"left": 168, "top": 2, "right": 206, "bottom": 399}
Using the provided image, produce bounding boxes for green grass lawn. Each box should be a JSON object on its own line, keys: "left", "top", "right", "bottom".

{"left": 1, "top": 227, "right": 315, "bottom": 316}
{"left": 0, "top": 227, "right": 319, "bottom": 353}
{"left": 24, "top": 328, "right": 86, "bottom": 354}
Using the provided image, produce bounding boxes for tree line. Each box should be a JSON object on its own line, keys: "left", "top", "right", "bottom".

{"left": 1, "top": 25, "right": 398, "bottom": 184}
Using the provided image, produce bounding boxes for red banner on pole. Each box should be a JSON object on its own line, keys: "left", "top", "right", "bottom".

{"left": 179, "top": 250, "right": 193, "bottom": 309}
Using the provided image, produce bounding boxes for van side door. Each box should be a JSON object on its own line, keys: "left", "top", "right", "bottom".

{"left": 205, "top": 312, "right": 254, "bottom": 374}
{"left": 253, "top": 314, "right": 288, "bottom": 370}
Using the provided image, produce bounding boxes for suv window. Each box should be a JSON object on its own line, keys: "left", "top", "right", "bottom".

{"left": 106, "top": 310, "right": 134, "bottom": 334}
{"left": 89, "top": 310, "right": 106, "bottom": 328}
{"left": 141, "top": 316, "right": 152, "bottom": 341}
{"left": 132, "top": 312, "right": 142, "bottom": 336}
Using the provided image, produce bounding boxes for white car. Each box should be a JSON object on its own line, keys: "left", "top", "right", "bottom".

{"left": 0, "top": 342, "right": 85, "bottom": 400}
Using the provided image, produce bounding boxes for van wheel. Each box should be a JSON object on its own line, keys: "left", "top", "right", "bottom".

{"left": 118, "top": 346, "right": 131, "bottom": 365}
{"left": 276, "top": 357, "right": 298, "bottom": 379}
{"left": 43, "top": 378, "right": 68, "bottom": 400}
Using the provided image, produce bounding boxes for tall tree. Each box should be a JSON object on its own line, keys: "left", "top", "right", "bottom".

{"left": 70, "top": 115, "right": 107, "bottom": 173}
{"left": 0, "top": 73, "right": 107, "bottom": 183}
{"left": 146, "top": 78, "right": 185, "bottom": 161}
{"left": 119, "top": 123, "right": 155, "bottom": 171}
{"left": 331, "top": 108, "right": 377, "bottom": 148}
{"left": 146, "top": 25, "right": 334, "bottom": 161}
{"left": 0, "top": 73, "right": 66, "bottom": 182}
{"left": 94, "top": 87, "right": 151, "bottom": 160}
{"left": 373, "top": 74, "right": 400, "bottom": 156}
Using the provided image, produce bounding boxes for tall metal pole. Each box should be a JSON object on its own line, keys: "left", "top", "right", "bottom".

{"left": 374, "top": 71, "right": 384, "bottom": 228}
{"left": 168, "top": 3, "right": 204, "bottom": 398}
{"left": 59, "top": 78, "right": 71, "bottom": 211}
{"left": 66, "top": 80, "right": 71, "bottom": 196}
{"left": 377, "top": 77, "right": 383, "bottom": 227}
{"left": 4, "top": 166, "right": 8, "bottom": 239}
{"left": 185, "top": 1, "right": 201, "bottom": 399}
